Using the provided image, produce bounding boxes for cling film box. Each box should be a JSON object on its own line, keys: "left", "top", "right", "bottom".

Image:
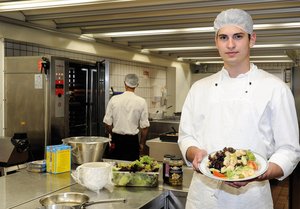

{"left": 46, "top": 144, "right": 71, "bottom": 174}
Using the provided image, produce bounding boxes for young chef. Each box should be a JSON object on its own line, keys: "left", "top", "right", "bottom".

{"left": 178, "top": 8, "right": 300, "bottom": 209}
{"left": 103, "top": 74, "right": 150, "bottom": 161}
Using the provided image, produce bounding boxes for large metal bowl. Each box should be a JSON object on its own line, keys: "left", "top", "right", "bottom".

{"left": 62, "top": 136, "right": 110, "bottom": 164}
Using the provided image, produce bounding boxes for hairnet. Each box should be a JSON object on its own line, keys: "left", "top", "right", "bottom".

{"left": 124, "top": 74, "right": 139, "bottom": 88}
{"left": 214, "top": 9, "right": 253, "bottom": 34}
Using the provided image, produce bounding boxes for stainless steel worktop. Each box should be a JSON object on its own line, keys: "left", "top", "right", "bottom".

{"left": 0, "top": 170, "right": 76, "bottom": 209}
{"left": 1, "top": 167, "right": 189, "bottom": 209}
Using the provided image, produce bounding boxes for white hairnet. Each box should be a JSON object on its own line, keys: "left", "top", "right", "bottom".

{"left": 124, "top": 74, "right": 139, "bottom": 88}
{"left": 214, "top": 9, "right": 253, "bottom": 34}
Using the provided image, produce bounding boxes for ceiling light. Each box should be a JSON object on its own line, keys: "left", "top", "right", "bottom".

{"left": 196, "top": 60, "right": 293, "bottom": 64}
{"left": 252, "top": 60, "right": 293, "bottom": 63}
{"left": 179, "top": 55, "right": 289, "bottom": 60}
{"left": 254, "top": 44, "right": 300, "bottom": 48}
{"left": 89, "top": 22, "right": 300, "bottom": 37}
{"left": 95, "top": 27, "right": 214, "bottom": 37}
{"left": 149, "top": 46, "right": 216, "bottom": 51}
{"left": 144, "top": 43, "right": 300, "bottom": 52}
{"left": 250, "top": 55, "right": 289, "bottom": 58}
{"left": 180, "top": 57, "right": 221, "bottom": 60}
{"left": 141, "top": 49, "right": 150, "bottom": 54}
{"left": 196, "top": 61, "right": 224, "bottom": 64}
{"left": 254, "top": 22, "right": 300, "bottom": 30}
{"left": 0, "top": 0, "right": 133, "bottom": 12}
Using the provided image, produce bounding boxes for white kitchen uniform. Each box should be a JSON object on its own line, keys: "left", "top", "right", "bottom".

{"left": 103, "top": 91, "right": 149, "bottom": 134}
{"left": 178, "top": 63, "right": 300, "bottom": 209}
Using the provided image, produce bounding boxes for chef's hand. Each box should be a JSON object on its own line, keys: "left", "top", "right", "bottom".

{"left": 139, "top": 144, "right": 146, "bottom": 156}
{"left": 224, "top": 180, "right": 251, "bottom": 188}
{"left": 186, "top": 146, "right": 207, "bottom": 172}
{"left": 257, "top": 162, "right": 284, "bottom": 181}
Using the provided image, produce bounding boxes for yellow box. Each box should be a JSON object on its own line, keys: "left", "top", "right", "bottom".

{"left": 46, "top": 144, "right": 71, "bottom": 174}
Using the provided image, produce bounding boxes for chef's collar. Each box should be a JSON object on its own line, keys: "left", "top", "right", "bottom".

{"left": 215, "top": 63, "right": 257, "bottom": 91}
{"left": 124, "top": 91, "right": 134, "bottom": 94}
{"left": 221, "top": 63, "right": 255, "bottom": 79}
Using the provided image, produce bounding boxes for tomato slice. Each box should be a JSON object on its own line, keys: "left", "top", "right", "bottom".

{"left": 247, "top": 161, "right": 258, "bottom": 170}
{"left": 212, "top": 170, "right": 226, "bottom": 178}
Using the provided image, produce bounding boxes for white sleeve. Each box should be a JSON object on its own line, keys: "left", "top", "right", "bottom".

{"left": 269, "top": 85, "right": 300, "bottom": 180}
{"left": 139, "top": 100, "right": 150, "bottom": 128}
{"left": 178, "top": 87, "right": 202, "bottom": 166}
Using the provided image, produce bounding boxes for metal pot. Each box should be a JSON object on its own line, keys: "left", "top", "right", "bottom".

{"left": 62, "top": 137, "right": 110, "bottom": 164}
{"left": 39, "top": 192, "right": 126, "bottom": 209}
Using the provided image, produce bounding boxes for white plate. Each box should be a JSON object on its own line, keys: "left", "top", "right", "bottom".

{"left": 199, "top": 151, "right": 268, "bottom": 182}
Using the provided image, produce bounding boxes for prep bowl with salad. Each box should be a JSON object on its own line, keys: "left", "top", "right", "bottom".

{"left": 112, "top": 155, "right": 161, "bottom": 187}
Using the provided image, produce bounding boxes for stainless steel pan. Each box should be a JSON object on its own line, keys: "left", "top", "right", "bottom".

{"left": 39, "top": 192, "right": 126, "bottom": 209}
{"left": 38, "top": 206, "right": 76, "bottom": 209}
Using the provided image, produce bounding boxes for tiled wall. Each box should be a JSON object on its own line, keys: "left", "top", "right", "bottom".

{"left": 5, "top": 39, "right": 101, "bottom": 62}
{"left": 109, "top": 59, "right": 167, "bottom": 111}
{"left": 4, "top": 39, "right": 168, "bottom": 110}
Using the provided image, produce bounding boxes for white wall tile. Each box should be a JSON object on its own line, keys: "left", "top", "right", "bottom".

{"left": 109, "top": 60, "right": 167, "bottom": 109}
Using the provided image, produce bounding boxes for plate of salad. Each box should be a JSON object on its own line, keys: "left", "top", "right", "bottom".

{"left": 199, "top": 147, "right": 268, "bottom": 181}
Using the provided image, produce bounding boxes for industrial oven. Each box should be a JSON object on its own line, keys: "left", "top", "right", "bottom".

{"left": 3, "top": 56, "right": 109, "bottom": 162}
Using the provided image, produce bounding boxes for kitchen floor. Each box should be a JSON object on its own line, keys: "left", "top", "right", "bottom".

{"left": 271, "top": 178, "right": 289, "bottom": 209}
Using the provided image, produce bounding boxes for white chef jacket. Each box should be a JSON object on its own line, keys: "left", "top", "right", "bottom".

{"left": 178, "top": 63, "right": 300, "bottom": 209}
{"left": 103, "top": 91, "right": 150, "bottom": 135}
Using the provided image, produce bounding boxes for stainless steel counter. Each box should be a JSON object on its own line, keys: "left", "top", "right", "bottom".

{"left": 0, "top": 170, "right": 76, "bottom": 209}
{"left": 1, "top": 168, "right": 189, "bottom": 209}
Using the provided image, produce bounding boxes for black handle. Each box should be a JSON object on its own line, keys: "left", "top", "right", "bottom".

{"left": 82, "top": 198, "right": 126, "bottom": 208}
{"left": 171, "top": 126, "right": 177, "bottom": 133}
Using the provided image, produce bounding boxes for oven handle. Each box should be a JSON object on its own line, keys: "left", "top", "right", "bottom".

{"left": 81, "top": 68, "right": 89, "bottom": 104}
{"left": 90, "top": 69, "right": 97, "bottom": 104}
